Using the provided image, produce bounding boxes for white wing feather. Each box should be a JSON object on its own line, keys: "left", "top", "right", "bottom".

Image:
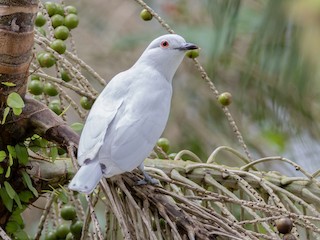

{"left": 77, "top": 71, "right": 129, "bottom": 165}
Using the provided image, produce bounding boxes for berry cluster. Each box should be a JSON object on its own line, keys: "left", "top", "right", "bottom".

{"left": 45, "top": 205, "right": 83, "bottom": 240}
{"left": 29, "top": 3, "right": 93, "bottom": 114}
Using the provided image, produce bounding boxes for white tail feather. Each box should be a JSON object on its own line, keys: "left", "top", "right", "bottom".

{"left": 68, "top": 161, "right": 102, "bottom": 194}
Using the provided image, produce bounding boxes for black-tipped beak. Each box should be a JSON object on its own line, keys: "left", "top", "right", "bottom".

{"left": 177, "top": 42, "right": 198, "bottom": 51}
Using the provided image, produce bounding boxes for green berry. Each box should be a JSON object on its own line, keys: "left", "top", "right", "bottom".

{"left": 65, "top": 232, "right": 74, "bottom": 240}
{"left": 48, "top": 100, "right": 62, "bottom": 115}
{"left": 140, "top": 9, "right": 152, "bottom": 21}
{"left": 70, "top": 220, "right": 83, "bottom": 237}
{"left": 61, "top": 205, "right": 77, "bottom": 221}
{"left": 157, "top": 138, "right": 170, "bottom": 153}
{"left": 65, "top": 6, "right": 78, "bottom": 15}
{"left": 44, "top": 83, "right": 59, "bottom": 96}
{"left": 55, "top": 3, "right": 65, "bottom": 16}
{"left": 45, "top": 2, "right": 57, "bottom": 17}
{"left": 44, "top": 231, "right": 57, "bottom": 240}
{"left": 50, "top": 39, "right": 66, "bottom": 54}
{"left": 51, "top": 14, "right": 65, "bottom": 28}
{"left": 218, "top": 92, "right": 232, "bottom": 106}
{"left": 50, "top": 99, "right": 60, "bottom": 105}
{"left": 38, "top": 52, "right": 56, "bottom": 68}
{"left": 54, "top": 26, "right": 69, "bottom": 40}
{"left": 49, "top": 104, "right": 62, "bottom": 115}
{"left": 61, "top": 69, "right": 71, "bottom": 82}
{"left": 56, "top": 224, "right": 70, "bottom": 238}
{"left": 185, "top": 49, "right": 199, "bottom": 59}
{"left": 28, "top": 80, "right": 43, "bottom": 95}
{"left": 80, "top": 96, "right": 94, "bottom": 110}
{"left": 36, "top": 51, "right": 45, "bottom": 61}
{"left": 35, "top": 12, "right": 46, "bottom": 27}
{"left": 64, "top": 14, "right": 79, "bottom": 29}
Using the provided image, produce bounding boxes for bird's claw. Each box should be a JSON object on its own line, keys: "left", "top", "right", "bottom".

{"left": 136, "top": 179, "right": 148, "bottom": 185}
{"left": 136, "top": 176, "right": 159, "bottom": 186}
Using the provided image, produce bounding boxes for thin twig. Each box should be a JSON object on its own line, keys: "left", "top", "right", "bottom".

{"left": 99, "top": 179, "right": 132, "bottom": 239}
{"left": 34, "top": 193, "right": 55, "bottom": 240}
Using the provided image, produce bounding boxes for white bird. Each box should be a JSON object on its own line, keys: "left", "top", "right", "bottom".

{"left": 69, "top": 34, "right": 198, "bottom": 194}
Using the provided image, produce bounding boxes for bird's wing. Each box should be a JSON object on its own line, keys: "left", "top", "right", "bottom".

{"left": 103, "top": 102, "right": 170, "bottom": 174}
{"left": 107, "top": 118, "right": 160, "bottom": 173}
{"left": 100, "top": 77, "right": 172, "bottom": 174}
{"left": 77, "top": 72, "right": 128, "bottom": 165}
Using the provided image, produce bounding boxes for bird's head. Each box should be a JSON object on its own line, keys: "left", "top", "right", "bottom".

{"left": 134, "top": 34, "right": 198, "bottom": 81}
{"left": 146, "top": 34, "right": 198, "bottom": 52}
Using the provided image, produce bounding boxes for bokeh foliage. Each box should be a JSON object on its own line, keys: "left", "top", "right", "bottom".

{"left": 76, "top": 0, "right": 320, "bottom": 165}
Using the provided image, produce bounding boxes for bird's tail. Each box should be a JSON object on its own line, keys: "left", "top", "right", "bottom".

{"left": 68, "top": 160, "right": 102, "bottom": 194}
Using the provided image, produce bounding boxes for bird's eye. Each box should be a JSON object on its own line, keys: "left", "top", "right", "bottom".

{"left": 160, "top": 40, "right": 169, "bottom": 48}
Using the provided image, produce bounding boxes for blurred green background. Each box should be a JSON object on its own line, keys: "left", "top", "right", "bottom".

{"left": 69, "top": 0, "right": 320, "bottom": 174}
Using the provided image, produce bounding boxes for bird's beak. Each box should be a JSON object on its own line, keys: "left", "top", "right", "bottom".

{"left": 177, "top": 42, "right": 198, "bottom": 51}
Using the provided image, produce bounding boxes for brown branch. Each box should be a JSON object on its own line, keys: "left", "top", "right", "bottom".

{"left": 26, "top": 96, "right": 79, "bottom": 148}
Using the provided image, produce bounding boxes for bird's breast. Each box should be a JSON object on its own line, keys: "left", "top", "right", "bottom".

{"left": 127, "top": 84, "right": 171, "bottom": 119}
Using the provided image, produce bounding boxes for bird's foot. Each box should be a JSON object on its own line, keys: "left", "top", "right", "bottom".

{"left": 136, "top": 171, "right": 159, "bottom": 185}
{"left": 136, "top": 178, "right": 159, "bottom": 185}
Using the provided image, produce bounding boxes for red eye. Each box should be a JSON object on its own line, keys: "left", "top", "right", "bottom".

{"left": 160, "top": 40, "right": 169, "bottom": 48}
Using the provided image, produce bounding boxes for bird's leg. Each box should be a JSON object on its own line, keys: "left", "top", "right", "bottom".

{"left": 136, "top": 164, "right": 159, "bottom": 185}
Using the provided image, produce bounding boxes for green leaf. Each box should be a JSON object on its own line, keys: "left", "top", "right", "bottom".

{"left": 14, "top": 230, "right": 29, "bottom": 240}
{"left": 4, "top": 181, "right": 15, "bottom": 199}
{"left": 18, "top": 191, "right": 34, "bottom": 202}
{"left": 21, "top": 171, "right": 38, "bottom": 197}
{"left": 10, "top": 209, "right": 25, "bottom": 226}
{"left": 7, "top": 92, "right": 25, "bottom": 108}
{"left": 50, "top": 146, "right": 58, "bottom": 161}
{"left": 8, "top": 155, "right": 13, "bottom": 167}
{"left": 12, "top": 107, "right": 22, "bottom": 116}
{"left": 0, "top": 166, "right": 4, "bottom": 174}
{"left": 5, "top": 166, "right": 11, "bottom": 178}
{"left": 28, "top": 145, "right": 40, "bottom": 153}
{"left": 0, "top": 187, "right": 13, "bottom": 211}
{"left": 71, "top": 122, "right": 84, "bottom": 132}
{"left": 1, "top": 106, "right": 10, "bottom": 124}
{"left": 15, "top": 144, "right": 29, "bottom": 165}
{"left": 9, "top": 156, "right": 14, "bottom": 169}
{"left": 0, "top": 151, "right": 6, "bottom": 162}
{"left": 31, "top": 134, "right": 40, "bottom": 140}
{"left": 1, "top": 81, "right": 16, "bottom": 87}
{"left": 13, "top": 194, "right": 22, "bottom": 209}
{"left": 36, "top": 138, "right": 48, "bottom": 148}
{"left": 7, "top": 145, "right": 16, "bottom": 158}
{"left": 6, "top": 221, "right": 20, "bottom": 233}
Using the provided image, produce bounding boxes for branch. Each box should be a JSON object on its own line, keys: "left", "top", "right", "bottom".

{"left": 26, "top": 97, "right": 79, "bottom": 148}
{"left": 24, "top": 157, "right": 320, "bottom": 239}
